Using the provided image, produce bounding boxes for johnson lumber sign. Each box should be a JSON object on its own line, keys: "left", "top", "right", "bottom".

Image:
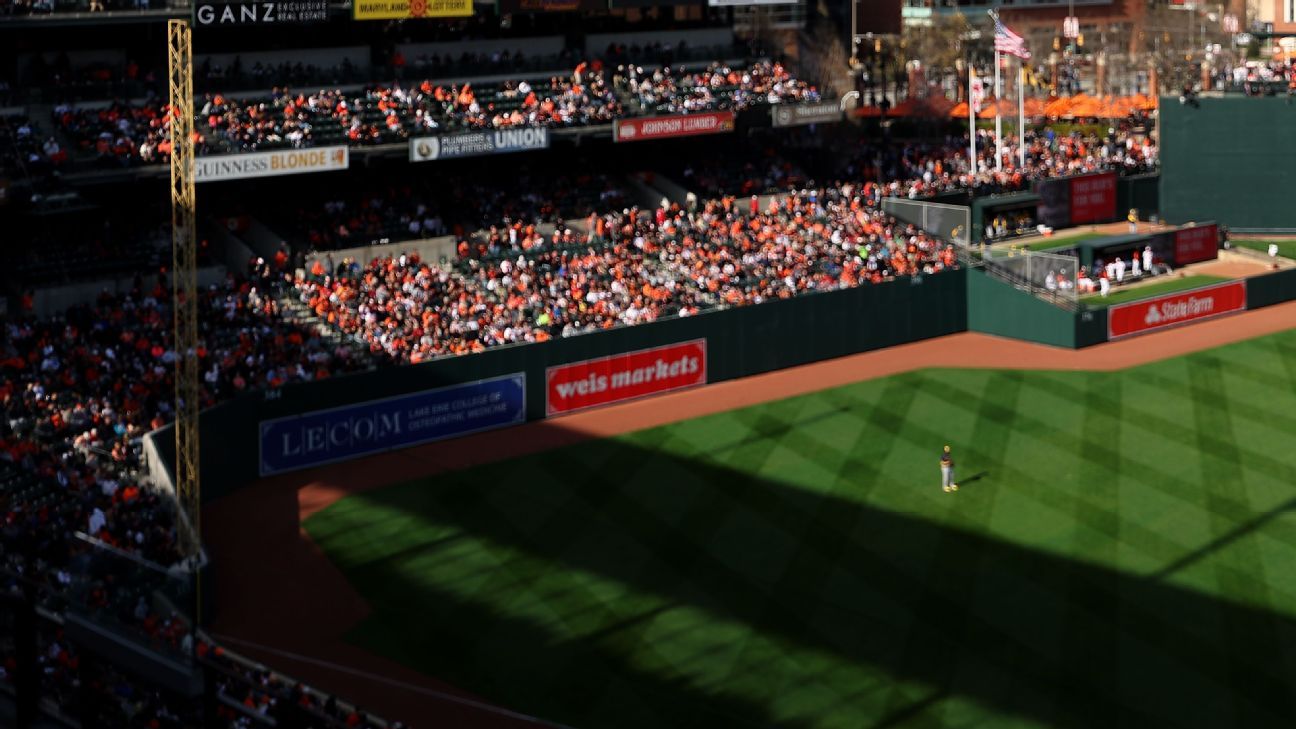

{"left": 194, "top": 146, "right": 348, "bottom": 183}
{"left": 613, "top": 112, "right": 735, "bottom": 143}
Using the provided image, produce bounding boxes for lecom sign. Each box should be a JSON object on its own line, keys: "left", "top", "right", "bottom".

{"left": 1107, "top": 280, "right": 1246, "bottom": 339}
{"left": 546, "top": 339, "right": 707, "bottom": 416}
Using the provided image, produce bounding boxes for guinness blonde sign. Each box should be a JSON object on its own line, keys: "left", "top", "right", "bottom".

{"left": 194, "top": 146, "right": 348, "bottom": 183}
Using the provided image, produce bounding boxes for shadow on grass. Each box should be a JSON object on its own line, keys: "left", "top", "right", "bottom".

{"left": 311, "top": 432, "right": 1296, "bottom": 729}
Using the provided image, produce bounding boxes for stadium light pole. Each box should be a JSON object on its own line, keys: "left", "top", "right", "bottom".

{"left": 167, "top": 18, "right": 202, "bottom": 621}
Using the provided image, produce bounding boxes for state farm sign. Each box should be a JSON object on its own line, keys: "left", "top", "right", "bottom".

{"left": 1107, "top": 280, "right": 1246, "bottom": 339}
{"left": 613, "top": 112, "right": 735, "bottom": 143}
{"left": 545, "top": 339, "right": 707, "bottom": 415}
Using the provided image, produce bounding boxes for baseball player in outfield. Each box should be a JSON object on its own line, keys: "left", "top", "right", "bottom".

{"left": 941, "top": 446, "right": 958, "bottom": 492}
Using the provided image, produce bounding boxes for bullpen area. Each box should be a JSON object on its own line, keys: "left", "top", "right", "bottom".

{"left": 209, "top": 301, "right": 1296, "bottom": 729}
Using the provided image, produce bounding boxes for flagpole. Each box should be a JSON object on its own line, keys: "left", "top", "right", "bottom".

{"left": 1018, "top": 60, "right": 1026, "bottom": 169}
{"left": 994, "top": 49, "right": 1002, "bottom": 172}
{"left": 969, "top": 61, "right": 977, "bottom": 177}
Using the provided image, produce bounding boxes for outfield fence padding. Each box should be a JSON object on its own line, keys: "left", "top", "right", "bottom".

{"left": 169, "top": 261, "right": 1296, "bottom": 504}
{"left": 966, "top": 267, "right": 1104, "bottom": 348}
{"left": 1160, "top": 96, "right": 1296, "bottom": 231}
{"left": 169, "top": 271, "right": 967, "bottom": 502}
{"left": 1246, "top": 267, "right": 1296, "bottom": 310}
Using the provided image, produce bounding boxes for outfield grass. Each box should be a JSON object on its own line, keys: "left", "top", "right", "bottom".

{"left": 1081, "top": 274, "right": 1229, "bottom": 308}
{"left": 306, "top": 329, "right": 1296, "bottom": 729}
{"left": 1232, "top": 239, "right": 1296, "bottom": 261}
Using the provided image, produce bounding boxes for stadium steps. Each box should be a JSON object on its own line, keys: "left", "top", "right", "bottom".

{"left": 274, "top": 292, "right": 370, "bottom": 360}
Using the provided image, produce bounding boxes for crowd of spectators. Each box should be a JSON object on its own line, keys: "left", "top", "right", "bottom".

{"left": 1, "top": 271, "right": 364, "bottom": 572}
{"left": 1222, "top": 60, "right": 1296, "bottom": 96}
{"left": 623, "top": 60, "right": 820, "bottom": 114}
{"left": 0, "top": 0, "right": 155, "bottom": 13}
{"left": 46, "top": 58, "right": 817, "bottom": 165}
{"left": 0, "top": 267, "right": 389, "bottom": 724}
{"left": 293, "top": 184, "right": 958, "bottom": 362}
{"left": 2, "top": 115, "right": 70, "bottom": 176}
{"left": 287, "top": 171, "right": 627, "bottom": 252}
{"left": 845, "top": 126, "right": 1157, "bottom": 201}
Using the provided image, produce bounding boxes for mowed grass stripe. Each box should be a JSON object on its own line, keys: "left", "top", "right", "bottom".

{"left": 1188, "top": 358, "right": 1293, "bottom": 725}
{"left": 305, "top": 328, "right": 1296, "bottom": 729}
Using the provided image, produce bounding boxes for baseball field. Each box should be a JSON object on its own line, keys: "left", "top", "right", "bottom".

{"left": 297, "top": 325, "right": 1296, "bottom": 729}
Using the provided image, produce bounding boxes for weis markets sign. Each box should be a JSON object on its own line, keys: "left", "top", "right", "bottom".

{"left": 1068, "top": 171, "right": 1117, "bottom": 225}
{"left": 1108, "top": 280, "right": 1246, "bottom": 340}
{"left": 259, "top": 374, "right": 525, "bottom": 476}
{"left": 409, "top": 128, "right": 549, "bottom": 162}
{"left": 195, "top": 146, "right": 347, "bottom": 183}
{"left": 354, "top": 0, "right": 471, "bottom": 19}
{"left": 770, "top": 101, "right": 842, "bottom": 128}
{"left": 1173, "top": 223, "right": 1219, "bottom": 266}
{"left": 614, "top": 112, "right": 735, "bottom": 143}
{"left": 546, "top": 340, "right": 707, "bottom": 416}
{"left": 195, "top": 0, "right": 327, "bottom": 25}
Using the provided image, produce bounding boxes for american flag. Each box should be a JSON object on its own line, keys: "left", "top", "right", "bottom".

{"left": 991, "top": 11, "right": 1032, "bottom": 60}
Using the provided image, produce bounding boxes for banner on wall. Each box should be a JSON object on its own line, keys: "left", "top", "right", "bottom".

{"left": 496, "top": 0, "right": 603, "bottom": 10}
{"left": 353, "top": 0, "right": 472, "bottom": 19}
{"left": 613, "top": 112, "right": 734, "bottom": 143}
{"left": 194, "top": 0, "right": 328, "bottom": 25}
{"left": 258, "top": 373, "right": 525, "bottom": 475}
{"left": 546, "top": 339, "right": 707, "bottom": 415}
{"left": 409, "top": 128, "right": 549, "bottom": 162}
{"left": 1172, "top": 223, "right": 1219, "bottom": 266}
{"left": 1068, "top": 171, "right": 1117, "bottom": 224}
{"left": 194, "top": 146, "right": 348, "bottom": 183}
{"left": 770, "top": 101, "right": 842, "bottom": 128}
{"left": 1107, "top": 280, "right": 1246, "bottom": 340}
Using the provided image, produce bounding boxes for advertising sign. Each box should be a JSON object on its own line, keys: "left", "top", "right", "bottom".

{"left": 258, "top": 373, "right": 525, "bottom": 475}
{"left": 613, "top": 112, "right": 735, "bottom": 143}
{"left": 353, "top": 0, "right": 471, "bottom": 19}
{"left": 195, "top": 0, "right": 328, "bottom": 25}
{"left": 409, "top": 128, "right": 549, "bottom": 162}
{"left": 1172, "top": 223, "right": 1219, "bottom": 266}
{"left": 546, "top": 340, "right": 707, "bottom": 416}
{"left": 195, "top": 146, "right": 347, "bottom": 183}
{"left": 1068, "top": 171, "right": 1117, "bottom": 225}
{"left": 496, "top": 0, "right": 602, "bottom": 10}
{"left": 770, "top": 101, "right": 842, "bottom": 128}
{"left": 1107, "top": 280, "right": 1246, "bottom": 340}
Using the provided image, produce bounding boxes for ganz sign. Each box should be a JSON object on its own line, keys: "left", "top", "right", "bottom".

{"left": 195, "top": 0, "right": 328, "bottom": 25}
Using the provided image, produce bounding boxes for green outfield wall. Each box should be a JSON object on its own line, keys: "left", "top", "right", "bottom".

{"left": 174, "top": 270, "right": 968, "bottom": 502}
{"left": 172, "top": 262, "right": 1296, "bottom": 504}
{"left": 965, "top": 268, "right": 1107, "bottom": 348}
{"left": 1160, "top": 96, "right": 1296, "bottom": 231}
{"left": 1246, "top": 267, "right": 1296, "bottom": 309}
{"left": 1117, "top": 173, "right": 1159, "bottom": 220}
